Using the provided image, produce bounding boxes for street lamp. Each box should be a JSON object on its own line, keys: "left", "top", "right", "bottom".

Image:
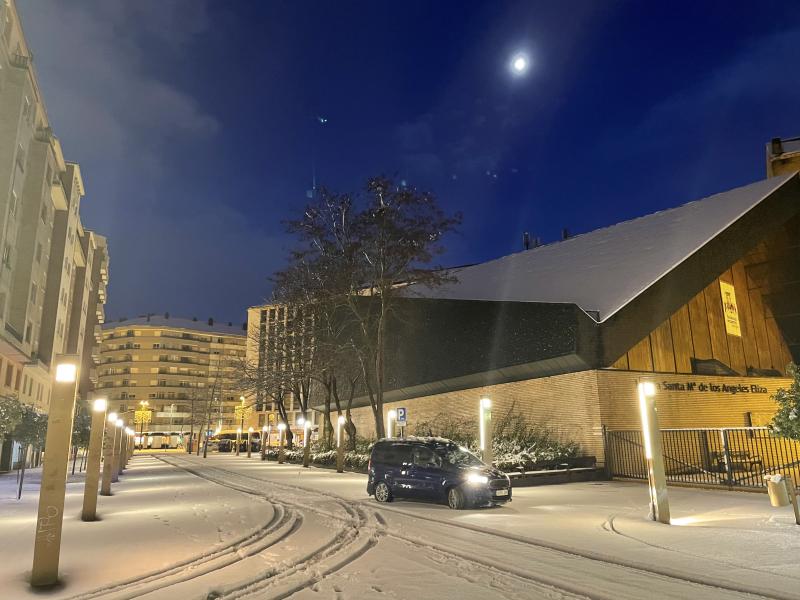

{"left": 336, "top": 415, "right": 345, "bottom": 473}
{"left": 112, "top": 418, "right": 124, "bottom": 481}
{"left": 638, "top": 381, "right": 670, "bottom": 524}
{"left": 300, "top": 417, "right": 311, "bottom": 468}
{"left": 247, "top": 427, "right": 254, "bottom": 458}
{"left": 479, "top": 398, "right": 493, "bottom": 466}
{"left": 100, "top": 411, "right": 118, "bottom": 496}
{"left": 123, "top": 428, "right": 134, "bottom": 468}
{"left": 31, "top": 354, "right": 80, "bottom": 587}
{"left": 277, "top": 423, "right": 286, "bottom": 463}
{"left": 387, "top": 409, "right": 397, "bottom": 439}
{"left": 82, "top": 398, "right": 107, "bottom": 521}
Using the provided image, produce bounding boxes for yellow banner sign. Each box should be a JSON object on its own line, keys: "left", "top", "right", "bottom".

{"left": 720, "top": 281, "right": 741, "bottom": 337}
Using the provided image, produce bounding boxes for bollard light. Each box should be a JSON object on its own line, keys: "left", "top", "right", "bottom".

{"left": 31, "top": 355, "right": 80, "bottom": 587}
{"left": 638, "top": 381, "right": 670, "bottom": 524}
{"left": 82, "top": 397, "right": 107, "bottom": 521}
{"left": 277, "top": 423, "right": 286, "bottom": 464}
{"left": 479, "top": 398, "right": 493, "bottom": 465}
{"left": 387, "top": 409, "right": 397, "bottom": 439}
{"left": 302, "top": 418, "right": 311, "bottom": 468}
{"left": 336, "top": 415, "right": 346, "bottom": 473}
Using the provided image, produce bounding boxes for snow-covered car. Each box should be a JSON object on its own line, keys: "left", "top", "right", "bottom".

{"left": 367, "top": 437, "right": 511, "bottom": 509}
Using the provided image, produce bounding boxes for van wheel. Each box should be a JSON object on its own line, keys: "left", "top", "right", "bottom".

{"left": 447, "top": 486, "right": 467, "bottom": 510}
{"left": 374, "top": 482, "right": 393, "bottom": 503}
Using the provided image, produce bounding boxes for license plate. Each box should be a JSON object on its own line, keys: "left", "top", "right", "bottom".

{"left": 494, "top": 489, "right": 509, "bottom": 497}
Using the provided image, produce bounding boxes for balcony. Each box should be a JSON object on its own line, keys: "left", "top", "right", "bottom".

{"left": 10, "top": 53, "right": 31, "bottom": 69}
{"left": 34, "top": 127, "right": 54, "bottom": 143}
{"left": 94, "top": 324, "right": 102, "bottom": 343}
{"left": 96, "top": 304, "right": 105, "bottom": 324}
{"left": 91, "top": 346, "right": 101, "bottom": 365}
{"left": 51, "top": 179, "right": 67, "bottom": 210}
{"left": 89, "top": 368, "right": 98, "bottom": 383}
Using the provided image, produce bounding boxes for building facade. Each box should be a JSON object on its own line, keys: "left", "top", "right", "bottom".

{"left": 0, "top": 1, "right": 109, "bottom": 470}
{"left": 98, "top": 317, "right": 246, "bottom": 436}
{"left": 340, "top": 169, "right": 800, "bottom": 464}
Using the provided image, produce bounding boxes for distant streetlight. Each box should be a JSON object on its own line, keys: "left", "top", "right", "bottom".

{"left": 336, "top": 415, "right": 346, "bottom": 473}
{"left": 31, "top": 355, "right": 80, "bottom": 587}
{"left": 479, "top": 398, "right": 493, "bottom": 465}
{"left": 82, "top": 398, "right": 107, "bottom": 521}
{"left": 639, "top": 381, "right": 670, "bottom": 524}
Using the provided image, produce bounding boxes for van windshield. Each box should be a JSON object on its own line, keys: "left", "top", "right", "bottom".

{"left": 435, "top": 445, "right": 484, "bottom": 467}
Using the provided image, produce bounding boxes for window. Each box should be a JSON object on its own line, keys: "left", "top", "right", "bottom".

{"left": 25, "top": 321, "right": 31, "bottom": 343}
{"left": 30, "top": 283, "right": 36, "bottom": 304}
{"left": 35, "top": 242, "right": 42, "bottom": 263}
{"left": 2, "top": 243, "right": 11, "bottom": 267}
{"left": 9, "top": 190, "right": 17, "bottom": 217}
{"left": 412, "top": 446, "right": 440, "bottom": 467}
{"left": 40, "top": 205, "right": 47, "bottom": 224}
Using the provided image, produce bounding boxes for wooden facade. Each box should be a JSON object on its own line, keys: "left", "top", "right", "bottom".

{"left": 610, "top": 256, "right": 794, "bottom": 376}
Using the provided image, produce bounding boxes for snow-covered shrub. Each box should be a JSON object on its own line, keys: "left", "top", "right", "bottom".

{"left": 770, "top": 363, "right": 800, "bottom": 440}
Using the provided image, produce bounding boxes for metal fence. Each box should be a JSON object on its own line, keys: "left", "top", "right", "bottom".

{"left": 605, "top": 427, "right": 800, "bottom": 491}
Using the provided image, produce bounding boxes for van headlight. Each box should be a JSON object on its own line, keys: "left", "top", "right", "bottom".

{"left": 466, "top": 473, "right": 488, "bottom": 484}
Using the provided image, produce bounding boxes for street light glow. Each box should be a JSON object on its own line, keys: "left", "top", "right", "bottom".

{"left": 93, "top": 398, "right": 107, "bottom": 412}
{"left": 107, "top": 412, "right": 118, "bottom": 423}
{"left": 115, "top": 419, "right": 123, "bottom": 428}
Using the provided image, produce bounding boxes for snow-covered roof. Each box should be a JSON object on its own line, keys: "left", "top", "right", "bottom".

{"left": 103, "top": 316, "right": 245, "bottom": 336}
{"left": 410, "top": 174, "right": 797, "bottom": 322}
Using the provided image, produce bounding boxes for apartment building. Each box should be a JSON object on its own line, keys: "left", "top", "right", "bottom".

{"left": 98, "top": 317, "right": 246, "bottom": 435}
{"left": 0, "top": 1, "right": 110, "bottom": 470}
{"left": 245, "top": 304, "right": 314, "bottom": 435}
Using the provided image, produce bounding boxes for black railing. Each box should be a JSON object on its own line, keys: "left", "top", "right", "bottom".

{"left": 606, "top": 427, "right": 800, "bottom": 491}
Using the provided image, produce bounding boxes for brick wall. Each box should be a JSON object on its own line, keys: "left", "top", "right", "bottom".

{"left": 348, "top": 370, "right": 605, "bottom": 459}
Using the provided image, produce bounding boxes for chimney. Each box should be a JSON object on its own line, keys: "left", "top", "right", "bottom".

{"left": 208, "top": 317, "right": 214, "bottom": 326}
{"left": 192, "top": 316, "right": 197, "bottom": 321}
{"left": 164, "top": 312, "right": 170, "bottom": 319}
{"left": 523, "top": 232, "right": 531, "bottom": 250}
{"left": 561, "top": 228, "right": 570, "bottom": 241}
{"left": 227, "top": 321, "right": 232, "bottom": 326}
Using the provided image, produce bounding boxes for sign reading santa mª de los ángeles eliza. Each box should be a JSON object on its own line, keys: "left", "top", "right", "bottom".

{"left": 658, "top": 381, "right": 768, "bottom": 395}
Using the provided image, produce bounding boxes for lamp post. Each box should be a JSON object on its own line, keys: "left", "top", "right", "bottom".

{"left": 277, "top": 423, "right": 286, "bottom": 464}
{"left": 247, "top": 427, "right": 254, "bottom": 458}
{"left": 81, "top": 398, "right": 107, "bottom": 521}
{"left": 100, "top": 412, "right": 118, "bottom": 496}
{"left": 336, "top": 415, "right": 345, "bottom": 473}
{"left": 300, "top": 417, "right": 311, "bottom": 468}
{"left": 386, "top": 409, "right": 396, "bottom": 439}
{"left": 31, "top": 355, "right": 80, "bottom": 587}
{"left": 123, "top": 428, "right": 134, "bottom": 468}
{"left": 479, "top": 398, "right": 493, "bottom": 466}
{"left": 134, "top": 400, "right": 151, "bottom": 449}
{"left": 112, "top": 418, "right": 124, "bottom": 481}
{"left": 638, "top": 381, "right": 670, "bottom": 524}
{"left": 261, "top": 425, "right": 269, "bottom": 461}
{"left": 235, "top": 427, "right": 242, "bottom": 457}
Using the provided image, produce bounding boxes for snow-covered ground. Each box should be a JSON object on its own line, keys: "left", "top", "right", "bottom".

{"left": 2, "top": 452, "right": 799, "bottom": 599}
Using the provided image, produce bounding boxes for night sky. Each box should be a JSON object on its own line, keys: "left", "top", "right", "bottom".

{"left": 18, "top": 1, "right": 800, "bottom": 325}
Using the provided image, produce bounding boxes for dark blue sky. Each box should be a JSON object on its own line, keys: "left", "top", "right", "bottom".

{"left": 21, "top": 1, "right": 800, "bottom": 324}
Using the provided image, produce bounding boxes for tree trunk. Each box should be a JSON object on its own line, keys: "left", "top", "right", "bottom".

{"left": 17, "top": 444, "right": 28, "bottom": 500}
{"left": 322, "top": 378, "right": 334, "bottom": 449}
{"left": 71, "top": 444, "right": 78, "bottom": 475}
{"left": 345, "top": 377, "right": 357, "bottom": 450}
{"left": 374, "top": 306, "right": 386, "bottom": 438}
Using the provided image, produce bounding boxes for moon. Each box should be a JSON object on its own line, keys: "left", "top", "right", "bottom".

{"left": 510, "top": 52, "right": 530, "bottom": 76}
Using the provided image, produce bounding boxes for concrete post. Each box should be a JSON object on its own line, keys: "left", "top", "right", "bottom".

{"left": 303, "top": 421, "right": 311, "bottom": 468}
{"left": 277, "top": 424, "right": 286, "bottom": 464}
{"left": 638, "top": 381, "right": 670, "bottom": 524}
{"left": 100, "top": 416, "right": 117, "bottom": 496}
{"left": 31, "top": 355, "right": 80, "bottom": 587}
{"left": 336, "top": 415, "right": 345, "bottom": 473}
{"left": 111, "top": 419, "right": 123, "bottom": 482}
{"left": 480, "top": 398, "right": 493, "bottom": 466}
{"left": 81, "top": 399, "right": 107, "bottom": 521}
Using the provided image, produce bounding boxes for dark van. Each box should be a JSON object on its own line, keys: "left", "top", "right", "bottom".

{"left": 367, "top": 437, "right": 511, "bottom": 509}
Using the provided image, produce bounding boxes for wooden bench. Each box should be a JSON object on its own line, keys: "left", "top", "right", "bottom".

{"left": 710, "top": 450, "right": 763, "bottom": 473}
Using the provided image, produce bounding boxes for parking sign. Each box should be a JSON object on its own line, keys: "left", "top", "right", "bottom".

{"left": 396, "top": 407, "right": 407, "bottom": 426}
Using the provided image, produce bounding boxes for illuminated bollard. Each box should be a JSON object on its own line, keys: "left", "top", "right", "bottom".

{"left": 111, "top": 419, "right": 124, "bottom": 482}
{"left": 277, "top": 423, "right": 286, "bottom": 463}
{"left": 301, "top": 418, "right": 311, "bottom": 468}
{"left": 100, "top": 412, "right": 118, "bottom": 496}
{"left": 261, "top": 425, "right": 269, "bottom": 461}
{"left": 31, "top": 355, "right": 80, "bottom": 587}
{"left": 639, "top": 381, "right": 670, "bottom": 524}
{"left": 336, "top": 415, "right": 345, "bottom": 473}
{"left": 479, "top": 398, "right": 493, "bottom": 466}
{"left": 81, "top": 398, "right": 107, "bottom": 521}
{"left": 386, "top": 409, "right": 396, "bottom": 439}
